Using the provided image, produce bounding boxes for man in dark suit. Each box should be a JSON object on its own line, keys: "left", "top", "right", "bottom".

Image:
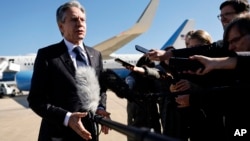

{"left": 27, "top": 1, "right": 110, "bottom": 141}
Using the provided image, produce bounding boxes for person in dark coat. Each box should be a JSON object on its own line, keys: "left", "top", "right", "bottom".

{"left": 27, "top": 1, "right": 110, "bottom": 141}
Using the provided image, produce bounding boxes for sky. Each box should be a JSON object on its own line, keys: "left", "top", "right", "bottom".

{"left": 1, "top": 0, "right": 242, "bottom": 56}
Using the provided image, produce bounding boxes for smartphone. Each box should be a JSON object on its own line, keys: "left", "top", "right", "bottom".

{"left": 135, "top": 45, "right": 150, "bottom": 54}
{"left": 169, "top": 57, "right": 204, "bottom": 72}
{"left": 115, "top": 58, "right": 134, "bottom": 68}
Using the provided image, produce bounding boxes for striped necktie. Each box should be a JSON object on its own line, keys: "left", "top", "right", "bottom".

{"left": 73, "top": 46, "right": 87, "bottom": 67}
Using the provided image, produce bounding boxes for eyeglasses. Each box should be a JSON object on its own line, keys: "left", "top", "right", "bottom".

{"left": 217, "top": 12, "right": 236, "bottom": 20}
{"left": 228, "top": 34, "right": 246, "bottom": 45}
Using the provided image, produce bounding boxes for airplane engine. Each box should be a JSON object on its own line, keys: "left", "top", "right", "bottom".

{"left": 15, "top": 71, "right": 33, "bottom": 91}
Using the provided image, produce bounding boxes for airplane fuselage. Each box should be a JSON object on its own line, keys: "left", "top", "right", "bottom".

{"left": 0, "top": 53, "right": 143, "bottom": 91}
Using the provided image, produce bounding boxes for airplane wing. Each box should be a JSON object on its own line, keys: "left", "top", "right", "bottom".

{"left": 160, "top": 19, "right": 195, "bottom": 50}
{"left": 93, "top": 0, "right": 159, "bottom": 59}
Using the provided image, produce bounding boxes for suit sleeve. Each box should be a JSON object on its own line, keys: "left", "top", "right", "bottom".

{"left": 97, "top": 51, "right": 107, "bottom": 110}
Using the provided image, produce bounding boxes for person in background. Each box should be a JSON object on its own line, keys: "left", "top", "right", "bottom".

{"left": 27, "top": 1, "right": 110, "bottom": 141}
{"left": 170, "top": 29, "right": 213, "bottom": 109}
{"left": 186, "top": 30, "right": 213, "bottom": 48}
{"left": 218, "top": 0, "right": 250, "bottom": 30}
{"left": 125, "top": 55, "right": 162, "bottom": 141}
{"left": 150, "top": 13, "right": 250, "bottom": 141}
{"left": 188, "top": 14, "right": 250, "bottom": 140}
{"left": 184, "top": 30, "right": 194, "bottom": 47}
{"left": 167, "top": 29, "right": 213, "bottom": 141}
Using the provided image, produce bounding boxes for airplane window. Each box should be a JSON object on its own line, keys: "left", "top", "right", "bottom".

{"left": 8, "top": 59, "right": 15, "bottom": 63}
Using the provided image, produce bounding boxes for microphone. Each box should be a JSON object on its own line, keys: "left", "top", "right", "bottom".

{"left": 75, "top": 66, "right": 100, "bottom": 114}
{"left": 100, "top": 69, "right": 134, "bottom": 101}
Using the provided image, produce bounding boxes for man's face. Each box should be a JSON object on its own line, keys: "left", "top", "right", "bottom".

{"left": 228, "top": 26, "right": 250, "bottom": 51}
{"left": 59, "top": 7, "right": 86, "bottom": 44}
{"left": 219, "top": 5, "right": 237, "bottom": 29}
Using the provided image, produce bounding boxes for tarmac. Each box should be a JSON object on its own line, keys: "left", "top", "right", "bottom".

{"left": 0, "top": 91, "right": 128, "bottom": 141}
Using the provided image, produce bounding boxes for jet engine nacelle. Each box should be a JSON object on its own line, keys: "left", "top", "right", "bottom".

{"left": 15, "top": 71, "right": 33, "bottom": 91}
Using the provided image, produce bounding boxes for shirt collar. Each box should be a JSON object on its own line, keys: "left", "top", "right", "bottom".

{"left": 63, "top": 38, "right": 85, "bottom": 52}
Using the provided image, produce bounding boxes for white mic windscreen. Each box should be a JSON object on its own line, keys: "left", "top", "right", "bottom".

{"left": 75, "top": 66, "right": 100, "bottom": 114}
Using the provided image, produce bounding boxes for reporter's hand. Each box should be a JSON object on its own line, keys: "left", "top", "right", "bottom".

{"left": 176, "top": 95, "right": 190, "bottom": 108}
{"left": 68, "top": 112, "right": 92, "bottom": 140}
{"left": 169, "top": 79, "right": 190, "bottom": 92}
{"left": 187, "top": 55, "right": 214, "bottom": 75}
{"left": 125, "top": 65, "right": 134, "bottom": 71}
{"left": 96, "top": 109, "right": 111, "bottom": 134}
{"left": 169, "top": 79, "right": 190, "bottom": 108}
{"left": 147, "top": 49, "right": 173, "bottom": 61}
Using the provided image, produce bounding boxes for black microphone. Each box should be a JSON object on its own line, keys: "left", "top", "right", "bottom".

{"left": 100, "top": 69, "right": 134, "bottom": 101}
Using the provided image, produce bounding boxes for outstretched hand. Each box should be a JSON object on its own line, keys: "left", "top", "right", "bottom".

{"left": 68, "top": 112, "right": 92, "bottom": 140}
{"left": 187, "top": 55, "right": 214, "bottom": 75}
{"left": 147, "top": 49, "right": 173, "bottom": 61}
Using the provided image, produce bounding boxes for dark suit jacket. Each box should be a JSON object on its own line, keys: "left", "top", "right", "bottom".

{"left": 27, "top": 40, "right": 107, "bottom": 141}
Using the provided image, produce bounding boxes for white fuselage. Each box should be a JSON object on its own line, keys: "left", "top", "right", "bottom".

{"left": 1, "top": 53, "right": 143, "bottom": 73}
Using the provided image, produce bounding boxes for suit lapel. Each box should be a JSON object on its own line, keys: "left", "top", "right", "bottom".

{"left": 85, "top": 46, "right": 96, "bottom": 67}
{"left": 60, "top": 52, "right": 75, "bottom": 75}
{"left": 85, "top": 49, "right": 92, "bottom": 66}
{"left": 58, "top": 41, "right": 76, "bottom": 75}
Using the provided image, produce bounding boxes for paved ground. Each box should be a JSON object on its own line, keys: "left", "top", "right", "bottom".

{"left": 0, "top": 91, "right": 128, "bottom": 141}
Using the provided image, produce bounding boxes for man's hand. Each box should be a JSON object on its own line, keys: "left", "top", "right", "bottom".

{"left": 96, "top": 109, "right": 111, "bottom": 134}
{"left": 68, "top": 112, "right": 92, "bottom": 140}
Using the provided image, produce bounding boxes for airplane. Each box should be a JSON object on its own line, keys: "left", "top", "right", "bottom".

{"left": 0, "top": 0, "right": 159, "bottom": 92}
{"left": 0, "top": 18, "right": 195, "bottom": 93}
